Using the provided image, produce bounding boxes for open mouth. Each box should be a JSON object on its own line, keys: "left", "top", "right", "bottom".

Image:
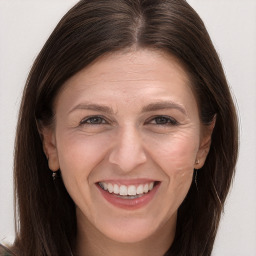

{"left": 97, "top": 181, "right": 160, "bottom": 200}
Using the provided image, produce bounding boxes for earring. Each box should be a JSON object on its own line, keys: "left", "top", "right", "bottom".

{"left": 52, "top": 170, "right": 60, "bottom": 181}
{"left": 52, "top": 172, "right": 57, "bottom": 180}
{"left": 194, "top": 159, "right": 200, "bottom": 191}
{"left": 194, "top": 169, "right": 198, "bottom": 191}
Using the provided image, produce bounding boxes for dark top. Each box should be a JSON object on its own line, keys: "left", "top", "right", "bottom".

{"left": 0, "top": 244, "right": 15, "bottom": 256}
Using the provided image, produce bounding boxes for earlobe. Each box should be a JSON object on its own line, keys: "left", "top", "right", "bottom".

{"left": 195, "top": 139, "right": 211, "bottom": 169}
{"left": 195, "top": 116, "right": 216, "bottom": 169}
{"left": 39, "top": 125, "right": 60, "bottom": 172}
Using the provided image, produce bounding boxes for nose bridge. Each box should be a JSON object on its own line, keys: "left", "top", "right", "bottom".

{"left": 108, "top": 125, "right": 147, "bottom": 172}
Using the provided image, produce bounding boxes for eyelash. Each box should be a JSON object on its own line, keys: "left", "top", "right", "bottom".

{"left": 80, "top": 116, "right": 108, "bottom": 125}
{"left": 79, "top": 115, "right": 179, "bottom": 126}
{"left": 147, "top": 116, "right": 179, "bottom": 126}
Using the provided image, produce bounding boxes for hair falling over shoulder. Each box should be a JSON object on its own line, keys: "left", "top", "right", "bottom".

{"left": 10, "top": 0, "right": 238, "bottom": 255}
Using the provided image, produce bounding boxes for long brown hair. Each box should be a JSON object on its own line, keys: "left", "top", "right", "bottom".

{"left": 10, "top": 0, "right": 238, "bottom": 255}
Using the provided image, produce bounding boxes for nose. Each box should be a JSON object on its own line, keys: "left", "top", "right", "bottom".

{"left": 108, "top": 126, "right": 147, "bottom": 173}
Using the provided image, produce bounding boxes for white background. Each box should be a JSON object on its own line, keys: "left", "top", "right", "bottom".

{"left": 0, "top": 1, "right": 255, "bottom": 255}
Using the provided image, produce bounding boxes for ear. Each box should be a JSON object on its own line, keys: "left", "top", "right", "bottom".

{"left": 38, "top": 123, "right": 60, "bottom": 172}
{"left": 195, "top": 116, "right": 216, "bottom": 169}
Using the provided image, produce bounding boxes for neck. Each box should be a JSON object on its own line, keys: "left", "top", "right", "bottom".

{"left": 75, "top": 212, "right": 176, "bottom": 256}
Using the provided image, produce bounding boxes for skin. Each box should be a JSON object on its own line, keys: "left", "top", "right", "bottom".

{"left": 42, "top": 49, "right": 214, "bottom": 256}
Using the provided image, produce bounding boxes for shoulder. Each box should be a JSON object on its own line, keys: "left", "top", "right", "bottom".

{"left": 0, "top": 244, "right": 16, "bottom": 256}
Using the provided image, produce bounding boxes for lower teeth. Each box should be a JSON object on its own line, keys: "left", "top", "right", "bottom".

{"left": 116, "top": 194, "right": 144, "bottom": 199}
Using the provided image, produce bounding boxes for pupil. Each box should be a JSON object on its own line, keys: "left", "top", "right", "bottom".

{"left": 156, "top": 117, "right": 167, "bottom": 124}
{"left": 91, "top": 117, "right": 101, "bottom": 124}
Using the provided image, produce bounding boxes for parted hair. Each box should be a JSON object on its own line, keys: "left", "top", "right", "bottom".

{"left": 8, "top": 0, "right": 238, "bottom": 255}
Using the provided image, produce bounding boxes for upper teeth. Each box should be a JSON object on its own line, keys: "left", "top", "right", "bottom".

{"left": 99, "top": 182, "right": 154, "bottom": 196}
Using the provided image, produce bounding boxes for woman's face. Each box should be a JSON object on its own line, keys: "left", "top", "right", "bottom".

{"left": 44, "top": 49, "right": 212, "bottom": 244}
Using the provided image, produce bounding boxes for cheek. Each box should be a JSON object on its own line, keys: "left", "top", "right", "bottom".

{"left": 57, "top": 131, "right": 112, "bottom": 173}
{"left": 148, "top": 130, "right": 199, "bottom": 172}
{"left": 55, "top": 130, "right": 114, "bottom": 203}
{"left": 147, "top": 131, "right": 199, "bottom": 210}
{"left": 54, "top": 130, "right": 116, "bottom": 217}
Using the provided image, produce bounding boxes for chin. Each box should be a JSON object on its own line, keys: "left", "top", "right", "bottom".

{"left": 101, "top": 224, "right": 156, "bottom": 243}
{"left": 95, "top": 213, "right": 170, "bottom": 244}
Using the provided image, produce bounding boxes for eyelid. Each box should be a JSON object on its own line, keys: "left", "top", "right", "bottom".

{"left": 146, "top": 115, "right": 179, "bottom": 125}
{"left": 79, "top": 115, "right": 109, "bottom": 125}
{"left": 78, "top": 115, "right": 179, "bottom": 127}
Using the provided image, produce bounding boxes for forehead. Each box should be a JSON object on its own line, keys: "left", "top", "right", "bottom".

{"left": 55, "top": 49, "right": 198, "bottom": 115}
{"left": 64, "top": 49, "right": 190, "bottom": 86}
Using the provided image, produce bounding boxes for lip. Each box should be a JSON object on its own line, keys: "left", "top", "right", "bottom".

{"left": 96, "top": 181, "right": 161, "bottom": 210}
{"left": 97, "top": 178, "right": 156, "bottom": 186}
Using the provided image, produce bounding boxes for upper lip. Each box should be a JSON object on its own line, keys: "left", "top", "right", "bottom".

{"left": 96, "top": 179, "right": 159, "bottom": 186}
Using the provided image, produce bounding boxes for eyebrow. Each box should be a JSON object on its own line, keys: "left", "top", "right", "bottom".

{"left": 141, "top": 101, "right": 187, "bottom": 115}
{"left": 69, "top": 103, "right": 115, "bottom": 115}
{"left": 69, "top": 101, "right": 187, "bottom": 115}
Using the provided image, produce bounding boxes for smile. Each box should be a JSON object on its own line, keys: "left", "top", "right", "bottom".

{"left": 97, "top": 180, "right": 160, "bottom": 209}
{"left": 98, "top": 181, "right": 155, "bottom": 198}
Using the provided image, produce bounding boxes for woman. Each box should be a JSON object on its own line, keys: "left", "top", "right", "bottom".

{"left": 0, "top": 0, "right": 238, "bottom": 255}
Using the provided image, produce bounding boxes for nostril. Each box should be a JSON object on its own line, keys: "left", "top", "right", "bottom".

{"left": 108, "top": 142, "right": 147, "bottom": 172}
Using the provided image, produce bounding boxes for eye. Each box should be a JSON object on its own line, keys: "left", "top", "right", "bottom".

{"left": 80, "top": 116, "right": 108, "bottom": 125}
{"left": 148, "top": 116, "right": 179, "bottom": 126}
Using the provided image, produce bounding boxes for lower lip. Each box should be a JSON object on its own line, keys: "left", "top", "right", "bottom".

{"left": 96, "top": 182, "right": 160, "bottom": 210}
